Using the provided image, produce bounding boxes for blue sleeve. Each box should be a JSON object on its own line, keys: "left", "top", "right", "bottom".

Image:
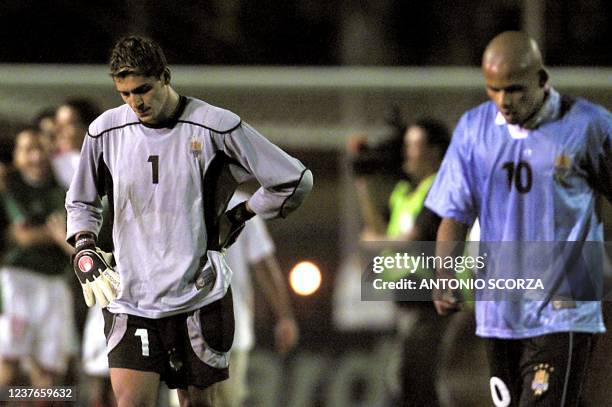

{"left": 424, "top": 113, "right": 477, "bottom": 225}
{"left": 585, "top": 108, "right": 612, "bottom": 202}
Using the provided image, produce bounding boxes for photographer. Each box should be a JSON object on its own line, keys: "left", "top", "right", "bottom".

{"left": 349, "top": 116, "right": 452, "bottom": 406}
{"left": 349, "top": 117, "right": 449, "bottom": 242}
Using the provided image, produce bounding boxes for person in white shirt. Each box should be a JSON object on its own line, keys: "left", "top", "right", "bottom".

{"left": 218, "top": 191, "right": 299, "bottom": 407}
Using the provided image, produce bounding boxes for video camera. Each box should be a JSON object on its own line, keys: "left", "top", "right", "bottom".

{"left": 349, "top": 105, "right": 406, "bottom": 178}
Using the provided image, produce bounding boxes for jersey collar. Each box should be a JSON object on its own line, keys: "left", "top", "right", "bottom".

{"left": 140, "top": 95, "right": 188, "bottom": 129}
{"left": 495, "top": 88, "right": 561, "bottom": 136}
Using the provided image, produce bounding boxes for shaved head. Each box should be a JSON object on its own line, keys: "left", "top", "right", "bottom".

{"left": 482, "top": 31, "right": 543, "bottom": 78}
{"left": 481, "top": 31, "right": 548, "bottom": 127}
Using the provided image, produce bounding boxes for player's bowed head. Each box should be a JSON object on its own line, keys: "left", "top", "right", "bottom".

{"left": 481, "top": 31, "right": 550, "bottom": 128}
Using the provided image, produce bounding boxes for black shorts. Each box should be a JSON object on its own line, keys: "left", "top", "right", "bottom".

{"left": 485, "top": 332, "right": 594, "bottom": 407}
{"left": 102, "top": 289, "right": 234, "bottom": 389}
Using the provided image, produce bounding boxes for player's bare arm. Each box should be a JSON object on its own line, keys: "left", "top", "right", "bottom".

{"left": 433, "top": 218, "right": 469, "bottom": 315}
{"left": 253, "top": 255, "right": 299, "bottom": 354}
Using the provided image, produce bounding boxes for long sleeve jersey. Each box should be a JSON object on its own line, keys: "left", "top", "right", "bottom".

{"left": 66, "top": 96, "right": 312, "bottom": 318}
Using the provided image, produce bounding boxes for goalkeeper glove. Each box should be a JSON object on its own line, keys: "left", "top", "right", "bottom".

{"left": 217, "top": 201, "right": 255, "bottom": 250}
{"left": 73, "top": 233, "right": 120, "bottom": 308}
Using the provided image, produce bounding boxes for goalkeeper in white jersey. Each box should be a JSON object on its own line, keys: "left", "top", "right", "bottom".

{"left": 65, "top": 35, "right": 313, "bottom": 406}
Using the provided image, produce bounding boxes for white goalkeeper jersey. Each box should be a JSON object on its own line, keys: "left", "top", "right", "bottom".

{"left": 66, "top": 96, "right": 312, "bottom": 318}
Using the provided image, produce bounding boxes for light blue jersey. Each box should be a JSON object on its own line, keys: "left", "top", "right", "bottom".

{"left": 426, "top": 89, "right": 611, "bottom": 338}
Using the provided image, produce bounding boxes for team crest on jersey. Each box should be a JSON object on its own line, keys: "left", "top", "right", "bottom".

{"left": 553, "top": 153, "right": 572, "bottom": 186}
{"left": 554, "top": 153, "right": 572, "bottom": 169}
{"left": 190, "top": 134, "right": 203, "bottom": 157}
{"left": 531, "top": 363, "right": 554, "bottom": 396}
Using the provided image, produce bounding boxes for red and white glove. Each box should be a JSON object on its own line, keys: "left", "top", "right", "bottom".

{"left": 73, "top": 233, "right": 120, "bottom": 308}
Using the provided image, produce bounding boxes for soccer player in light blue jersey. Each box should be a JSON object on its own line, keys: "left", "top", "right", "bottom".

{"left": 425, "top": 31, "right": 611, "bottom": 406}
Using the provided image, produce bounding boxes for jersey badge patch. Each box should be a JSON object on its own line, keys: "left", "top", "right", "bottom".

{"left": 553, "top": 153, "right": 572, "bottom": 186}
{"left": 190, "top": 134, "right": 203, "bottom": 157}
{"left": 531, "top": 363, "right": 554, "bottom": 396}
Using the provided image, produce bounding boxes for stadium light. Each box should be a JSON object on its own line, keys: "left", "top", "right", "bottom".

{"left": 289, "top": 261, "right": 322, "bottom": 296}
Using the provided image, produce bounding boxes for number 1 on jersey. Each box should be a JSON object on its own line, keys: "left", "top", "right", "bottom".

{"left": 148, "top": 155, "right": 159, "bottom": 184}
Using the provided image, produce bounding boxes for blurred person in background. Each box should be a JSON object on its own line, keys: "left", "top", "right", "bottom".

{"left": 81, "top": 303, "right": 116, "bottom": 407}
{"left": 346, "top": 106, "right": 406, "bottom": 243}
{"left": 426, "top": 31, "right": 611, "bottom": 406}
{"left": 352, "top": 118, "right": 450, "bottom": 242}
{"left": 50, "top": 97, "right": 116, "bottom": 405}
{"left": 52, "top": 97, "right": 115, "bottom": 406}
{"left": 0, "top": 128, "right": 76, "bottom": 389}
{"left": 217, "top": 191, "right": 298, "bottom": 407}
{"left": 55, "top": 98, "right": 100, "bottom": 154}
{"left": 351, "top": 118, "right": 452, "bottom": 406}
{"left": 34, "top": 107, "right": 57, "bottom": 154}
{"left": 53, "top": 98, "right": 102, "bottom": 190}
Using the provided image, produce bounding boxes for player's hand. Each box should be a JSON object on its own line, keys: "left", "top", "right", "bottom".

{"left": 274, "top": 317, "right": 299, "bottom": 355}
{"left": 433, "top": 288, "right": 460, "bottom": 315}
{"left": 218, "top": 201, "right": 255, "bottom": 249}
{"left": 73, "top": 233, "right": 120, "bottom": 308}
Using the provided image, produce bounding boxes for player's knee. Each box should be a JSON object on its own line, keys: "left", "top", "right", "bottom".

{"left": 115, "top": 390, "right": 157, "bottom": 407}
{"left": 113, "top": 381, "right": 158, "bottom": 407}
{"left": 178, "top": 385, "right": 217, "bottom": 407}
{"left": 111, "top": 368, "right": 160, "bottom": 407}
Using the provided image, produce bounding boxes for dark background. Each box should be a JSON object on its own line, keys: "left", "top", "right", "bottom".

{"left": 1, "top": 0, "right": 609, "bottom": 66}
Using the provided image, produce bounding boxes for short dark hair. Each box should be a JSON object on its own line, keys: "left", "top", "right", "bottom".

{"left": 61, "top": 98, "right": 101, "bottom": 126}
{"left": 109, "top": 36, "right": 169, "bottom": 81}
{"left": 414, "top": 118, "right": 451, "bottom": 157}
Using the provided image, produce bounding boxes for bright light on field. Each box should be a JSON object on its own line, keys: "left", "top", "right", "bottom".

{"left": 289, "top": 261, "right": 322, "bottom": 296}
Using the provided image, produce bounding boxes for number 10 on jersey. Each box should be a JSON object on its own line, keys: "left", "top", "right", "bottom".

{"left": 502, "top": 161, "right": 532, "bottom": 193}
